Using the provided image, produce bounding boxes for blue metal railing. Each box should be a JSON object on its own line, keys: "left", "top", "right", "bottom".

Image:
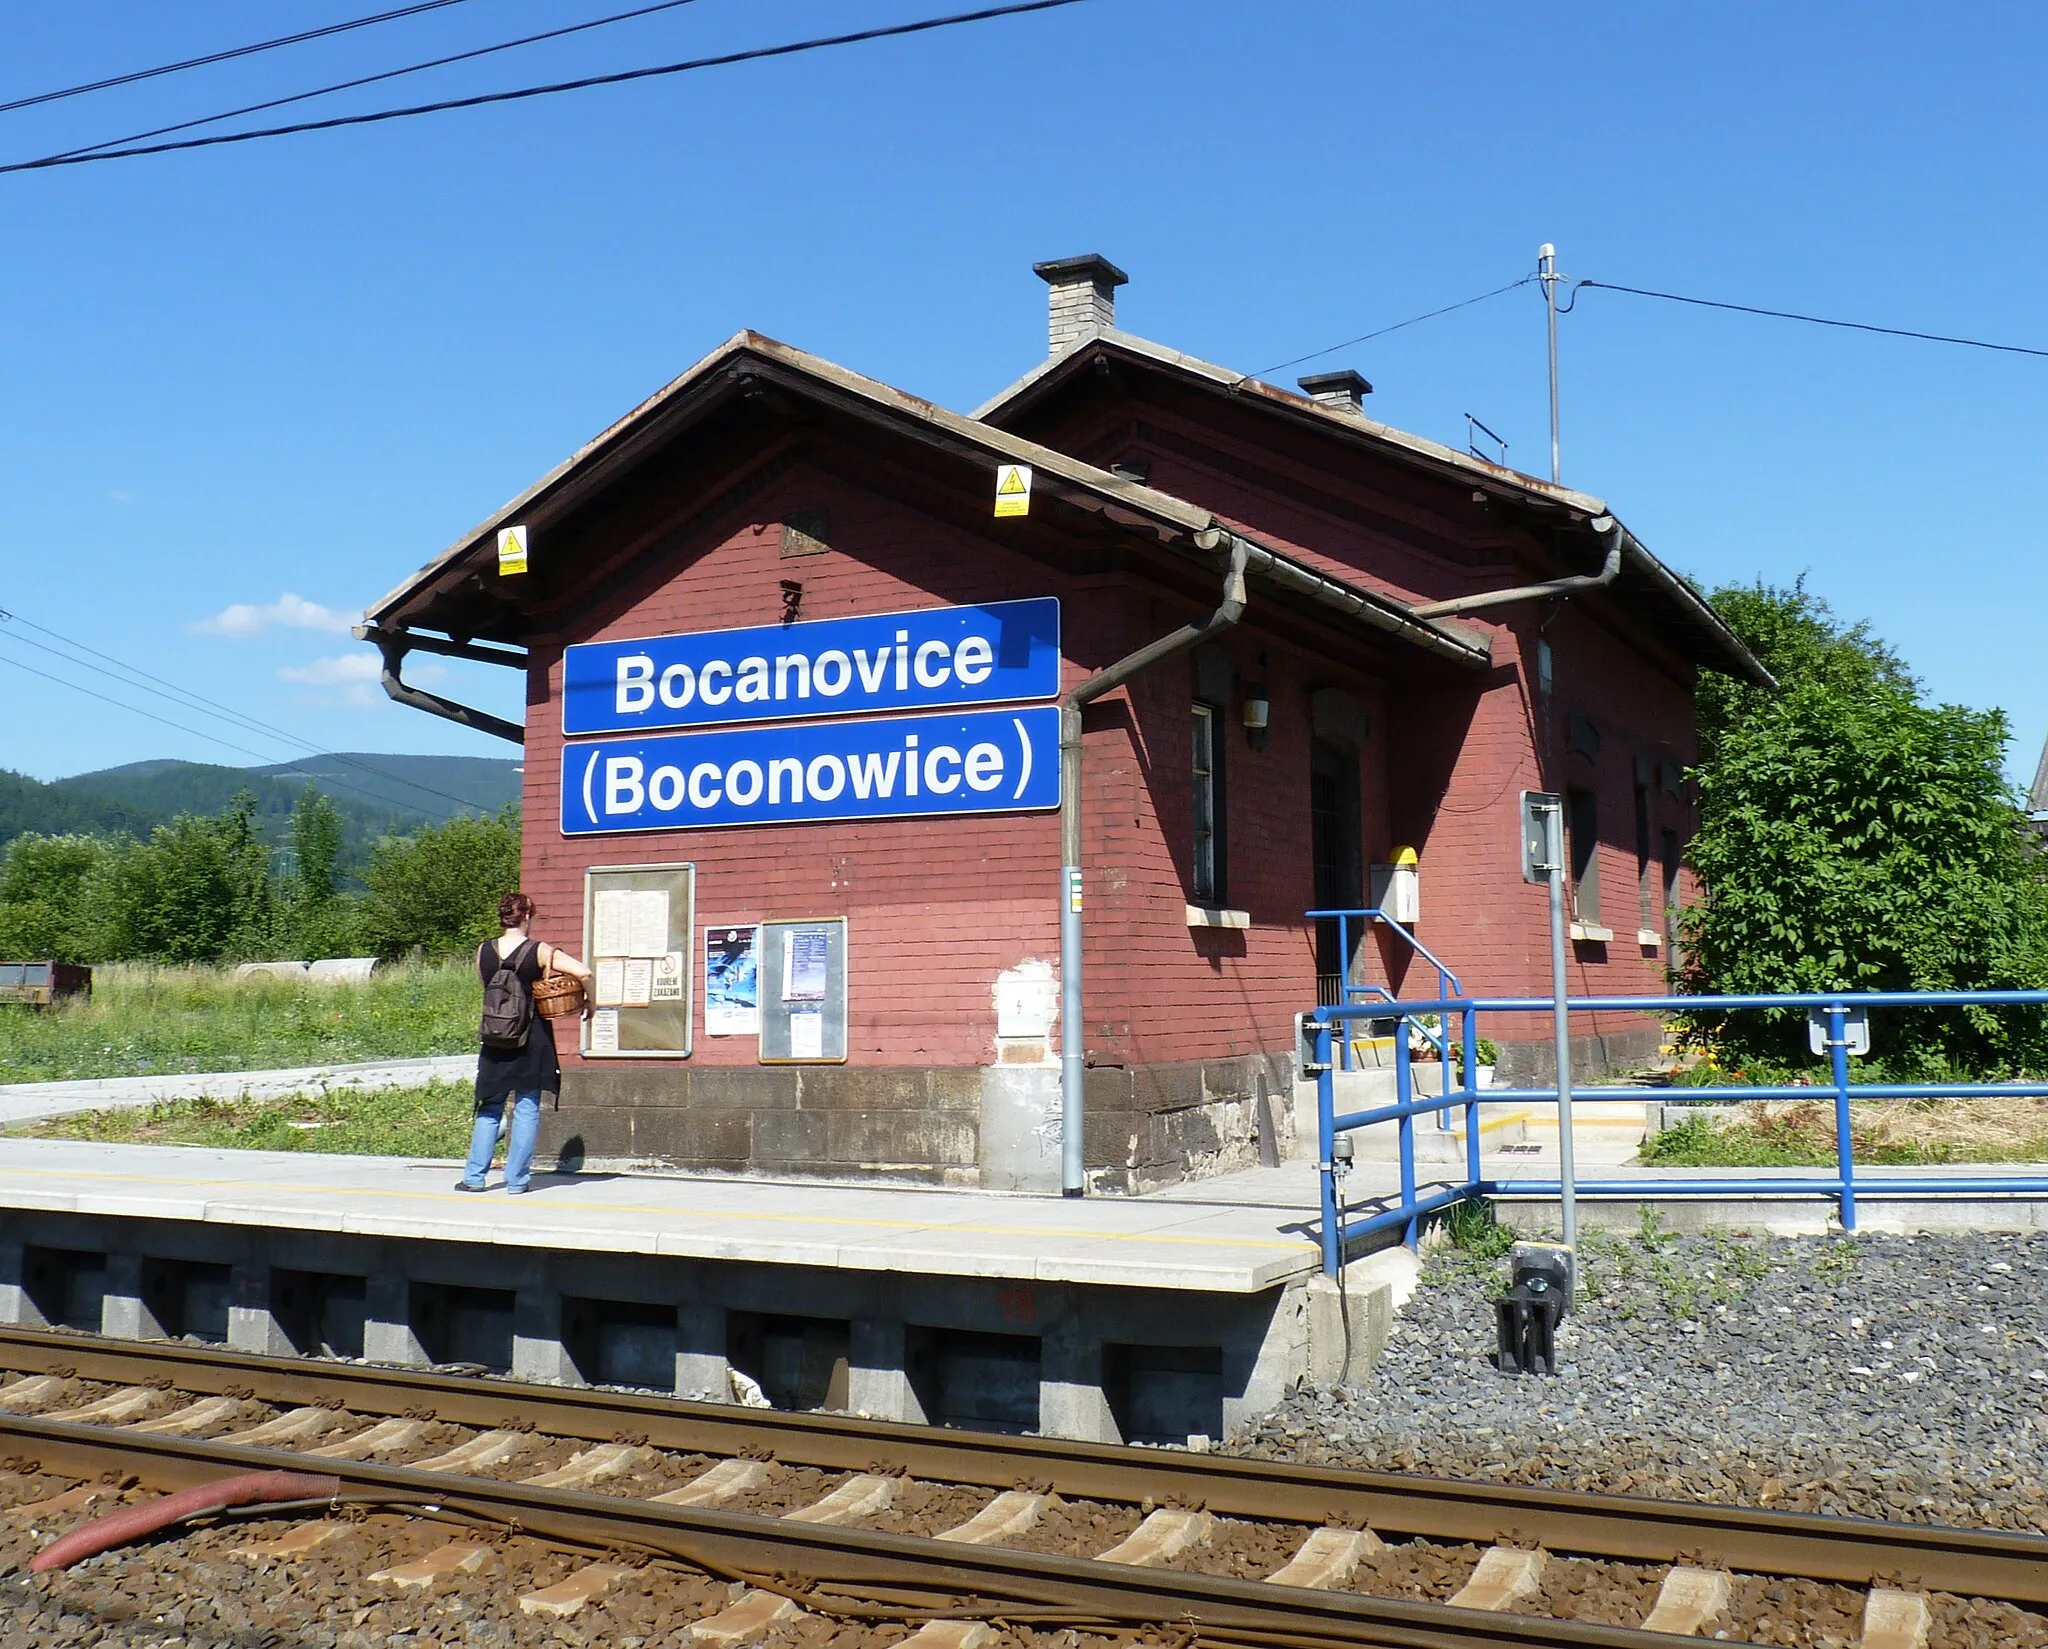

{"left": 1308, "top": 987, "right": 2048, "bottom": 1275}
{"left": 1306, "top": 909, "right": 1463, "bottom": 1117}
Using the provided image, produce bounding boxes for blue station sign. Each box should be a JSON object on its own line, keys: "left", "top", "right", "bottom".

{"left": 560, "top": 705, "right": 1061, "bottom": 836}
{"left": 562, "top": 598, "right": 1061, "bottom": 736}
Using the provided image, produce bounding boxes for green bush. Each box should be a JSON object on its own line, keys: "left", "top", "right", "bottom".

{"left": 356, "top": 806, "right": 521, "bottom": 958}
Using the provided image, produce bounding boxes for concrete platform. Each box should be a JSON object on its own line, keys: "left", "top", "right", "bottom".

{"left": 0, "top": 1139, "right": 1373, "bottom": 1446}
{"left": 0, "top": 1139, "right": 1319, "bottom": 1292}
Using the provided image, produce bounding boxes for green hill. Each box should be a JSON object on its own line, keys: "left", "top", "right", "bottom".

{"left": 2, "top": 753, "right": 522, "bottom": 862}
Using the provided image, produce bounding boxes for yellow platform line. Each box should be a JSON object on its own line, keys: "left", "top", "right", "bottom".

{"left": 0, "top": 1164, "right": 1316, "bottom": 1255}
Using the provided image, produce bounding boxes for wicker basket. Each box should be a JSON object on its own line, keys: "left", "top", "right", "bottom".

{"left": 531, "top": 965, "right": 586, "bottom": 1020}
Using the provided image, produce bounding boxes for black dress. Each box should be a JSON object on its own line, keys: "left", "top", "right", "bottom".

{"left": 474, "top": 939, "right": 560, "bottom": 1103}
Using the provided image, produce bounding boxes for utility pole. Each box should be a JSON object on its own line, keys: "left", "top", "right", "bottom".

{"left": 1538, "top": 243, "right": 1562, "bottom": 485}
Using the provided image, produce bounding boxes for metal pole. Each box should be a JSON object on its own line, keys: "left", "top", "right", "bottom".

{"left": 1538, "top": 242, "right": 1561, "bottom": 485}
{"left": 1829, "top": 1002, "right": 1856, "bottom": 1232}
{"left": 1316, "top": 1021, "right": 1340, "bottom": 1276}
{"left": 1545, "top": 800, "right": 1578, "bottom": 1246}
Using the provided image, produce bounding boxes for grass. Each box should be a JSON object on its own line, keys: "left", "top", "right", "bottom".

{"left": 0, "top": 960, "right": 479, "bottom": 1084}
{"left": 1643, "top": 1096, "right": 2048, "bottom": 1167}
{"left": 15, "top": 1080, "right": 476, "bottom": 1158}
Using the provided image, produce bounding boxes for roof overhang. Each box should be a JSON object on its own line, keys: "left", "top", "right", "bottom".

{"left": 977, "top": 330, "right": 1772, "bottom": 689}
{"left": 366, "top": 331, "right": 1492, "bottom": 675}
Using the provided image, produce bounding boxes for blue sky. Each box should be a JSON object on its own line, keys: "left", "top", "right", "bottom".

{"left": 2, "top": 0, "right": 2041, "bottom": 786}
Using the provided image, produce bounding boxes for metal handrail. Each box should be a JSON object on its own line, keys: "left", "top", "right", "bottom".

{"left": 1307, "top": 987, "right": 2048, "bottom": 1275}
{"left": 1304, "top": 909, "right": 1463, "bottom": 1111}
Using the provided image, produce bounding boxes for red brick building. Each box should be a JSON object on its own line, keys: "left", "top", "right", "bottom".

{"left": 362, "top": 255, "right": 1765, "bottom": 1193}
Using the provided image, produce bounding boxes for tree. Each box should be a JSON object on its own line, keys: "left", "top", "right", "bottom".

{"left": 1682, "top": 581, "right": 2048, "bottom": 1073}
{"left": 283, "top": 787, "right": 352, "bottom": 959}
{"left": 0, "top": 833, "right": 112, "bottom": 960}
{"left": 356, "top": 806, "right": 520, "bottom": 957}
{"left": 84, "top": 792, "right": 278, "bottom": 963}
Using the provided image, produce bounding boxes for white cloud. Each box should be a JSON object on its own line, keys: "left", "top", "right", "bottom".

{"left": 190, "top": 592, "right": 356, "bottom": 638}
{"left": 278, "top": 651, "right": 441, "bottom": 708}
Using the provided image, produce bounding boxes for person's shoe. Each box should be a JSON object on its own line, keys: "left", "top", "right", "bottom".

{"left": 506, "top": 1184, "right": 530, "bottom": 1195}
{"left": 456, "top": 1179, "right": 487, "bottom": 1193}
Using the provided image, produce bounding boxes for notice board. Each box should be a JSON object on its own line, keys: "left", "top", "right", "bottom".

{"left": 580, "top": 862, "right": 695, "bottom": 1058}
{"left": 757, "top": 917, "right": 848, "bottom": 1064}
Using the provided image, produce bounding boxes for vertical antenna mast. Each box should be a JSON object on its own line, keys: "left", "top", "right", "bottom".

{"left": 1538, "top": 242, "right": 1562, "bottom": 484}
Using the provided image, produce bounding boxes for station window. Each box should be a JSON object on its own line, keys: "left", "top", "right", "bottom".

{"left": 1634, "top": 770, "right": 1654, "bottom": 932}
{"left": 1566, "top": 787, "right": 1600, "bottom": 925}
{"left": 1192, "top": 702, "right": 1225, "bottom": 906}
{"left": 1660, "top": 827, "right": 1682, "bottom": 957}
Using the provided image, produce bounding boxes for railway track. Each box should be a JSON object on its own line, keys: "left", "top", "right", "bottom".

{"left": 0, "top": 1324, "right": 2041, "bottom": 1648}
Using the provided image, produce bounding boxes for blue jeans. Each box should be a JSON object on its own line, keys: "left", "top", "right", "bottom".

{"left": 465, "top": 1089, "right": 541, "bottom": 1191}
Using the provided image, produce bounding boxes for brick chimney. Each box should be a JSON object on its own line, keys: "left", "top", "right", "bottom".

{"left": 1297, "top": 369, "right": 1373, "bottom": 416}
{"left": 1033, "top": 253, "right": 1128, "bottom": 356}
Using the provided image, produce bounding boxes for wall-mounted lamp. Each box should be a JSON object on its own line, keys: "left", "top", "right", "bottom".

{"left": 1241, "top": 685, "right": 1270, "bottom": 750}
{"left": 779, "top": 580, "right": 804, "bottom": 624}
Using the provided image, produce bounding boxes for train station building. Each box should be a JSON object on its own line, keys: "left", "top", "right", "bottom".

{"left": 362, "top": 255, "right": 1767, "bottom": 1195}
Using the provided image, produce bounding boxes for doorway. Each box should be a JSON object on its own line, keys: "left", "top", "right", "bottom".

{"left": 1310, "top": 738, "right": 1363, "bottom": 1003}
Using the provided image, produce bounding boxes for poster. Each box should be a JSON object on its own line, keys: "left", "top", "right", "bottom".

{"left": 594, "top": 958, "right": 625, "bottom": 1007}
{"left": 589, "top": 1007, "right": 620, "bottom": 1053}
{"left": 627, "top": 890, "right": 670, "bottom": 958}
{"left": 782, "top": 927, "right": 830, "bottom": 1002}
{"left": 651, "top": 951, "right": 686, "bottom": 1002}
{"left": 789, "top": 1009, "right": 824, "bottom": 1060}
{"left": 705, "top": 927, "right": 759, "bottom": 1035}
{"left": 593, "top": 889, "right": 634, "bottom": 956}
{"left": 622, "top": 958, "right": 653, "bottom": 1007}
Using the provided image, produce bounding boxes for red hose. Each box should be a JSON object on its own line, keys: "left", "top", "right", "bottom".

{"left": 31, "top": 1470, "right": 342, "bottom": 1572}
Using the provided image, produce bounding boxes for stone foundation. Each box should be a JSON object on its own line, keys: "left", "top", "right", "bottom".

{"left": 547, "top": 1051, "right": 1294, "bottom": 1194}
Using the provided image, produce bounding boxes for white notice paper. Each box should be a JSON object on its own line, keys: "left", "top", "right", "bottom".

{"left": 622, "top": 957, "right": 653, "bottom": 1007}
{"left": 593, "top": 890, "right": 633, "bottom": 957}
{"left": 594, "top": 958, "right": 626, "bottom": 1007}
{"left": 589, "top": 1007, "right": 620, "bottom": 1053}
{"left": 628, "top": 890, "right": 670, "bottom": 958}
{"left": 789, "top": 1009, "right": 824, "bottom": 1061}
{"left": 650, "top": 951, "right": 685, "bottom": 1002}
{"left": 782, "top": 927, "right": 829, "bottom": 1002}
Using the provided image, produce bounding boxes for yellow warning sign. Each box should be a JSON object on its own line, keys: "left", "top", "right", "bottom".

{"left": 497, "top": 524, "right": 529, "bottom": 575}
{"left": 994, "top": 464, "right": 1032, "bottom": 518}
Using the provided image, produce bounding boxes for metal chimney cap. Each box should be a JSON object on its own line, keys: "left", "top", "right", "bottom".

{"left": 1297, "top": 369, "right": 1374, "bottom": 405}
{"left": 1032, "top": 253, "right": 1129, "bottom": 289}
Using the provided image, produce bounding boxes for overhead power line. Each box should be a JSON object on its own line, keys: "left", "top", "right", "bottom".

{"left": 1261, "top": 277, "right": 1536, "bottom": 377}
{"left": 0, "top": 0, "right": 1095, "bottom": 175}
{"left": 49, "top": 0, "right": 710, "bottom": 165}
{"left": 0, "top": 0, "right": 478, "bottom": 117}
{"left": 1574, "top": 280, "right": 2048, "bottom": 362}
{"left": 0, "top": 609, "right": 492, "bottom": 817}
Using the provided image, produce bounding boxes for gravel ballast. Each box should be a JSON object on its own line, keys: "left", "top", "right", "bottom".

{"left": 1237, "top": 1226, "right": 2048, "bottom": 1534}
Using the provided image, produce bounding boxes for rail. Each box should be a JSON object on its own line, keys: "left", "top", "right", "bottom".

{"left": 1308, "top": 987, "right": 2048, "bottom": 1275}
{"left": 4, "top": 1324, "right": 2048, "bottom": 1628}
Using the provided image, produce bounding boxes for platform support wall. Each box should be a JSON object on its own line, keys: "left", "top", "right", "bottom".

{"left": 849, "top": 1316, "right": 926, "bottom": 1424}
{"left": 676, "top": 1302, "right": 728, "bottom": 1401}
{"left": 362, "top": 1271, "right": 429, "bottom": 1366}
{"left": 513, "top": 1286, "right": 575, "bottom": 1384}
{"left": 101, "top": 1253, "right": 165, "bottom": 1340}
{"left": 1039, "top": 1322, "right": 1118, "bottom": 1443}
{"left": 227, "top": 1263, "right": 293, "bottom": 1357}
{"left": 0, "top": 1243, "right": 36, "bottom": 1328}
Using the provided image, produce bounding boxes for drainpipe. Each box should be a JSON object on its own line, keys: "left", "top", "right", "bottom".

{"left": 1058, "top": 529, "right": 1251, "bottom": 1196}
{"left": 361, "top": 626, "right": 525, "bottom": 745}
{"left": 1408, "top": 515, "right": 1624, "bottom": 620}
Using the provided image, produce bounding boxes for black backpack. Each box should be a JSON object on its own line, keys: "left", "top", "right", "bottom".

{"left": 479, "top": 939, "right": 538, "bottom": 1050}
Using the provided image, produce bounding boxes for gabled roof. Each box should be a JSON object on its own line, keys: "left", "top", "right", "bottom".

{"left": 365, "top": 331, "right": 1491, "bottom": 672}
{"left": 976, "top": 328, "right": 1772, "bottom": 688}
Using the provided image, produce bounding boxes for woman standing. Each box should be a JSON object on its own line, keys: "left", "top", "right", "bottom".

{"left": 462, "top": 892, "right": 592, "bottom": 1194}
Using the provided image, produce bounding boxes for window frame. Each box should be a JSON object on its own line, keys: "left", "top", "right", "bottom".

{"left": 1191, "top": 700, "right": 1226, "bottom": 906}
